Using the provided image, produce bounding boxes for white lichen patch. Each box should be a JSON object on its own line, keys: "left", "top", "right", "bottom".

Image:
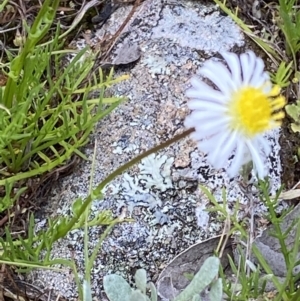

{"left": 138, "top": 154, "right": 174, "bottom": 191}
{"left": 195, "top": 202, "right": 210, "bottom": 229}
{"left": 103, "top": 154, "right": 173, "bottom": 216}
{"left": 152, "top": 5, "right": 244, "bottom": 53}
{"left": 142, "top": 54, "right": 171, "bottom": 76}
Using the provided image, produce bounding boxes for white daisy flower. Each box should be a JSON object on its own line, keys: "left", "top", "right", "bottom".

{"left": 184, "top": 51, "right": 285, "bottom": 179}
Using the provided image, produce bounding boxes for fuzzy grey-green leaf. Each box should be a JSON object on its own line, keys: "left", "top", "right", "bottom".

{"left": 130, "top": 290, "right": 149, "bottom": 301}
{"left": 174, "top": 256, "right": 220, "bottom": 301}
{"left": 103, "top": 274, "right": 132, "bottom": 301}
{"left": 209, "top": 278, "right": 223, "bottom": 301}
{"left": 148, "top": 282, "right": 157, "bottom": 301}
{"left": 192, "top": 294, "right": 201, "bottom": 301}
{"left": 135, "top": 269, "right": 147, "bottom": 294}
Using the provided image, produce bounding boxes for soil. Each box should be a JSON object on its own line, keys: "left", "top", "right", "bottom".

{"left": 280, "top": 117, "right": 300, "bottom": 190}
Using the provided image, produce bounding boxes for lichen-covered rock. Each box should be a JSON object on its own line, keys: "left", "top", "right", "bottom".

{"left": 28, "top": 0, "right": 286, "bottom": 299}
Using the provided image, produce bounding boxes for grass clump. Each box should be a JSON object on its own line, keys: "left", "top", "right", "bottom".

{"left": 202, "top": 180, "right": 300, "bottom": 301}
{"left": 0, "top": 0, "right": 126, "bottom": 212}
{"left": 0, "top": 0, "right": 127, "bottom": 272}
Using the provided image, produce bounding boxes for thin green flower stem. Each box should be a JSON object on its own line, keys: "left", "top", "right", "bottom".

{"left": 52, "top": 127, "right": 195, "bottom": 241}
{"left": 84, "top": 140, "right": 98, "bottom": 284}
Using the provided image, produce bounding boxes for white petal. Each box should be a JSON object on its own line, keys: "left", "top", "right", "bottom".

{"left": 222, "top": 52, "right": 242, "bottom": 89}
{"left": 186, "top": 86, "right": 226, "bottom": 103}
{"left": 187, "top": 100, "right": 226, "bottom": 112}
{"left": 249, "top": 56, "right": 265, "bottom": 86}
{"left": 186, "top": 110, "right": 223, "bottom": 123}
{"left": 255, "top": 78, "right": 269, "bottom": 90}
{"left": 189, "top": 76, "right": 206, "bottom": 91}
{"left": 227, "top": 140, "right": 247, "bottom": 177}
{"left": 206, "top": 133, "right": 230, "bottom": 168}
{"left": 240, "top": 51, "right": 256, "bottom": 85}
{"left": 262, "top": 80, "right": 273, "bottom": 94}
{"left": 199, "top": 61, "right": 234, "bottom": 96}
{"left": 194, "top": 118, "right": 228, "bottom": 136}
{"left": 184, "top": 116, "right": 196, "bottom": 129}
{"left": 212, "top": 130, "right": 237, "bottom": 168}
{"left": 186, "top": 110, "right": 229, "bottom": 127}
{"left": 255, "top": 135, "right": 271, "bottom": 155}
{"left": 197, "top": 132, "right": 224, "bottom": 153}
{"left": 190, "top": 121, "right": 224, "bottom": 140}
{"left": 246, "top": 140, "right": 267, "bottom": 179}
{"left": 241, "top": 149, "right": 252, "bottom": 165}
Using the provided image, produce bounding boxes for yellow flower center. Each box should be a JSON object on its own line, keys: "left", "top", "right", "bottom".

{"left": 228, "top": 85, "right": 286, "bottom": 137}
